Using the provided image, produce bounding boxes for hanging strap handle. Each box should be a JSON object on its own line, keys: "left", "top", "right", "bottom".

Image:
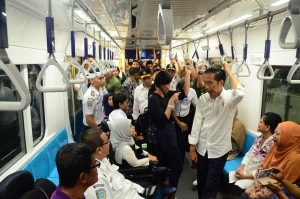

{"left": 192, "top": 41, "right": 200, "bottom": 60}
{"left": 36, "top": 0, "right": 70, "bottom": 92}
{"left": 287, "top": 48, "right": 300, "bottom": 84}
{"left": 229, "top": 27, "right": 239, "bottom": 75}
{"left": 257, "top": 12, "right": 275, "bottom": 80}
{"left": 237, "top": 21, "right": 251, "bottom": 77}
{"left": 205, "top": 35, "right": 211, "bottom": 68}
{"left": 217, "top": 31, "right": 226, "bottom": 64}
{"left": 65, "top": 59, "right": 88, "bottom": 84}
{"left": 279, "top": 0, "right": 300, "bottom": 49}
{"left": 0, "top": 50, "right": 31, "bottom": 111}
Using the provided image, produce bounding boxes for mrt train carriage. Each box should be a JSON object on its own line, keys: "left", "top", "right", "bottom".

{"left": 0, "top": 0, "right": 299, "bottom": 198}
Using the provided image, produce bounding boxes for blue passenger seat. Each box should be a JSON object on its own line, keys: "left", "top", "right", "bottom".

{"left": 22, "top": 128, "right": 68, "bottom": 185}
{"left": 223, "top": 131, "right": 256, "bottom": 175}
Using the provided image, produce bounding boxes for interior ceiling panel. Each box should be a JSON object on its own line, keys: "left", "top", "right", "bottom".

{"left": 83, "top": 0, "right": 287, "bottom": 50}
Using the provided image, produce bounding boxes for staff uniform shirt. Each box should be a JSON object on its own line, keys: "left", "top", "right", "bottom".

{"left": 51, "top": 185, "right": 86, "bottom": 199}
{"left": 132, "top": 84, "right": 149, "bottom": 120}
{"left": 170, "top": 76, "right": 180, "bottom": 91}
{"left": 84, "top": 158, "right": 144, "bottom": 199}
{"left": 189, "top": 84, "right": 245, "bottom": 158}
{"left": 174, "top": 88, "right": 198, "bottom": 117}
{"left": 74, "top": 70, "right": 88, "bottom": 100}
{"left": 83, "top": 86, "right": 107, "bottom": 126}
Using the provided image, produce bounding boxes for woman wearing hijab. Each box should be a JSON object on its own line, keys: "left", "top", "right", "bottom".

{"left": 229, "top": 112, "right": 282, "bottom": 189}
{"left": 244, "top": 121, "right": 300, "bottom": 198}
{"left": 103, "top": 93, "right": 114, "bottom": 117}
{"left": 110, "top": 118, "right": 157, "bottom": 168}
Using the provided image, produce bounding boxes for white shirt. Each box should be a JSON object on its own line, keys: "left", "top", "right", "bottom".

{"left": 132, "top": 84, "right": 149, "bottom": 120}
{"left": 82, "top": 86, "right": 107, "bottom": 126}
{"left": 122, "top": 145, "right": 149, "bottom": 167}
{"left": 74, "top": 70, "right": 88, "bottom": 100}
{"left": 84, "top": 157, "right": 144, "bottom": 199}
{"left": 109, "top": 109, "right": 127, "bottom": 124}
{"left": 189, "top": 84, "right": 245, "bottom": 158}
{"left": 174, "top": 88, "right": 198, "bottom": 117}
{"left": 170, "top": 76, "right": 180, "bottom": 91}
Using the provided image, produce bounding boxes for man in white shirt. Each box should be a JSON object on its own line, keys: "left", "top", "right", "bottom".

{"left": 82, "top": 128, "right": 157, "bottom": 199}
{"left": 132, "top": 68, "right": 152, "bottom": 122}
{"left": 189, "top": 62, "right": 245, "bottom": 199}
{"left": 166, "top": 63, "right": 180, "bottom": 91}
{"left": 82, "top": 73, "right": 107, "bottom": 131}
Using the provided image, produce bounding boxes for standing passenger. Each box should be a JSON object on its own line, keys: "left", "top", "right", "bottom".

{"left": 82, "top": 74, "right": 107, "bottom": 131}
{"left": 189, "top": 62, "right": 245, "bottom": 199}
{"left": 148, "top": 67, "right": 191, "bottom": 194}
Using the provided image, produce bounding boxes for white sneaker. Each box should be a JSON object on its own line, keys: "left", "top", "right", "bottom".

{"left": 192, "top": 179, "right": 197, "bottom": 186}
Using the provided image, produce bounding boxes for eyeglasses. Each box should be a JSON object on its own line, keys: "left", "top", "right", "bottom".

{"left": 87, "top": 160, "right": 101, "bottom": 171}
{"left": 100, "top": 140, "right": 110, "bottom": 147}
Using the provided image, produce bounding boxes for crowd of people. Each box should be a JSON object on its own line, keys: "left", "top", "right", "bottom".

{"left": 51, "top": 55, "right": 300, "bottom": 199}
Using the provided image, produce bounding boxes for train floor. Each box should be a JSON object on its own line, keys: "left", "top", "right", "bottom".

{"left": 176, "top": 153, "right": 243, "bottom": 199}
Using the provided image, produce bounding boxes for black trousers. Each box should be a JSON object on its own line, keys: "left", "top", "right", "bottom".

{"left": 197, "top": 151, "right": 228, "bottom": 199}
{"left": 175, "top": 114, "right": 192, "bottom": 163}
{"left": 156, "top": 124, "right": 183, "bottom": 188}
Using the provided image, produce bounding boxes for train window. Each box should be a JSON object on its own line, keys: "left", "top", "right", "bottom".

{"left": 262, "top": 66, "right": 300, "bottom": 123}
{"left": 0, "top": 69, "right": 26, "bottom": 174}
{"left": 28, "top": 65, "right": 45, "bottom": 145}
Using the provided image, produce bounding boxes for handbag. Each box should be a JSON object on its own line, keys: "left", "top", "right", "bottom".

{"left": 246, "top": 180, "right": 274, "bottom": 199}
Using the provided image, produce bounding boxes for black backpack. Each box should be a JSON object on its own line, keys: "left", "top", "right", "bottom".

{"left": 136, "top": 107, "right": 151, "bottom": 141}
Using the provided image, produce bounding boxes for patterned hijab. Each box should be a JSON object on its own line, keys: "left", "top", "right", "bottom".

{"left": 262, "top": 121, "right": 300, "bottom": 182}
{"left": 110, "top": 118, "right": 135, "bottom": 164}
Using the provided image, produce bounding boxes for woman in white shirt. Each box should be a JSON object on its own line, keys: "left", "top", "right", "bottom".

{"left": 109, "top": 93, "right": 128, "bottom": 124}
{"left": 110, "top": 118, "right": 157, "bottom": 168}
{"left": 229, "top": 112, "right": 282, "bottom": 189}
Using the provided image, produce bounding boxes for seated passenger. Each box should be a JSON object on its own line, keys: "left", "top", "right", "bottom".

{"left": 267, "top": 167, "right": 300, "bottom": 199}
{"left": 103, "top": 93, "right": 114, "bottom": 118}
{"left": 110, "top": 118, "right": 157, "bottom": 167}
{"left": 227, "top": 109, "right": 246, "bottom": 160}
{"left": 51, "top": 143, "right": 98, "bottom": 199}
{"left": 229, "top": 112, "right": 282, "bottom": 189}
{"left": 109, "top": 93, "right": 128, "bottom": 124}
{"left": 244, "top": 121, "right": 300, "bottom": 199}
{"left": 82, "top": 128, "right": 158, "bottom": 199}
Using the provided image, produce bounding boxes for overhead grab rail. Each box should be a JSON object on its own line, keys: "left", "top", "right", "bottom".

{"left": 237, "top": 21, "right": 251, "bottom": 77}
{"left": 228, "top": 27, "right": 239, "bottom": 75}
{"left": 36, "top": 0, "right": 70, "bottom": 92}
{"left": 65, "top": 2, "right": 87, "bottom": 84}
{"left": 217, "top": 31, "right": 226, "bottom": 64}
{"left": 257, "top": 12, "right": 275, "bottom": 80}
{"left": 279, "top": 0, "right": 300, "bottom": 84}
{"left": 157, "top": 0, "right": 173, "bottom": 45}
